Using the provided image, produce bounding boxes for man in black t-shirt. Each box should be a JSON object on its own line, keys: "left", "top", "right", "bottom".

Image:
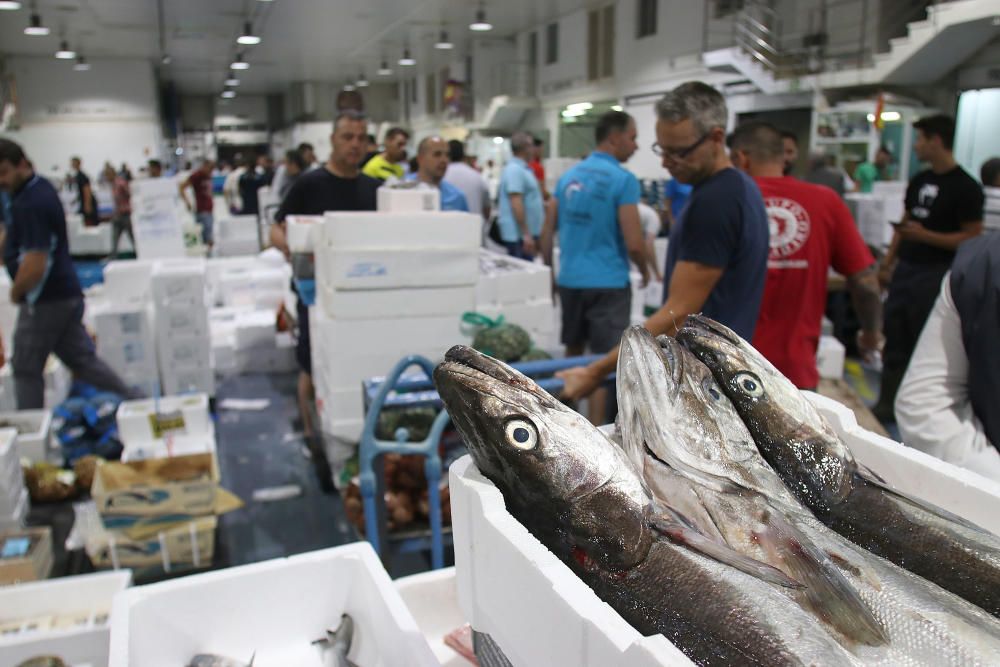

{"left": 271, "top": 109, "right": 379, "bottom": 446}
{"left": 874, "top": 115, "right": 984, "bottom": 422}
{"left": 69, "top": 156, "right": 99, "bottom": 226}
{"left": 0, "top": 140, "right": 141, "bottom": 408}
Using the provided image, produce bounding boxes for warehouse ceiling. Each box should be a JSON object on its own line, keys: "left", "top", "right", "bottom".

{"left": 0, "top": 0, "right": 595, "bottom": 94}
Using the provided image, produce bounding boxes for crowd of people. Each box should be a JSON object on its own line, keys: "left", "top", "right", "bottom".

{"left": 0, "top": 78, "right": 997, "bottom": 477}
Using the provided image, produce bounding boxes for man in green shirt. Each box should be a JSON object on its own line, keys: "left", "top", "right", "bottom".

{"left": 854, "top": 146, "right": 892, "bottom": 193}
{"left": 362, "top": 127, "right": 410, "bottom": 181}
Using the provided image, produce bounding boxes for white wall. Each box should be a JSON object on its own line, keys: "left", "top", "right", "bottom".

{"left": 955, "top": 88, "right": 1000, "bottom": 183}
{"left": 614, "top": 0, "right": 710, "bottom": 94}
{"left": 2, "top": 56, "right": 162, "bottom": 179}
{"left": 538, "top": 9, "right": 589, "bottom": 96}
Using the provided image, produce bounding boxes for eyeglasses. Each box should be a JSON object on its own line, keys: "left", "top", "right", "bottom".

{"left": 652, "top": 131, "right": 712, "bottom": 160}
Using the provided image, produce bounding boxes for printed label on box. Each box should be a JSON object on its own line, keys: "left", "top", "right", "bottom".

{"left": 148, "top": 410, "right": 186, "bottom": 439}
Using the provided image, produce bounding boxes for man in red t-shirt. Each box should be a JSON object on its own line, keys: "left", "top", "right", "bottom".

{"left": 529, "top": 136, "right": 549, "bottom": 200}
{"left": 730, "top": 121, "right": 883, "bottom": 388}
{"left": 179, "top": 159, "right": 215, "bottom": 246}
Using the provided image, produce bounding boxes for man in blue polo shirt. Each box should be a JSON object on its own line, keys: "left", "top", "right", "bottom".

{"left": 542, "top": 110, "right": 648, "bottom": 422}
{"left": 497, "top": 132, "right": 544, "bottom": 259}
{"left": 0, "top": 139, "right": 141, "bottom": 409}
{"left": 411, "top": 136, "right": 469, "bottom": 212}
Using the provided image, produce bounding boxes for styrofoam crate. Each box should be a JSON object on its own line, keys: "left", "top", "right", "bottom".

{"left": 115, "top": 394, "right": 211, "bottom": 447}
{"left": 215, "top": 215, "right": 259, "bottom": 242}
{"left": 151, "top": 260, "right": 207, "bottom": 305}
{"left": 317, "top": 247, "right": 479, "bottom": 291}
{"left": 157, "top": 334, "right": 211, "bottom": 368}
{"left": 155, "top": 300, "right": 209, "bottom": 334}
{"left": 0, "top": 570, "right": 132, "bottom": 667}
{"left": 234, "top": 310, "right": 276, "bottom": 350}
{"left": 377, "top": 186, "right": 441, "bottom": 212}
{"left": 393, "top": 567, "right": 468, "bottom": 667}
{"left": 320, "top": 211, "right": 480, "bottom": 251}
{"left": 0, "top": 410, "right": 52, "bottom": 464}
{"left": 319, "top": 284, "right": 476, "bottom": 320}
{"left": 235, "top": 342, "right": 297, "bottom": 375}
{"left": 817, "top": 334, "right": 846, "bottom": 380}
{"left": 475, "top": 299, "right": 556, "bottom": 338}
{"left": 315, "top": 386, "right": 365, "bottom": 424}
{"left": 287, "top": 215, "right": 323, "bottom": 253}
{"left": 450, "top": 456, "right": 694, "bottom": 667}
{"left": 0, "top": 487, "right": 29, "bottom": 532}
{"left": 214, "top": 237, "right": 261, "bottom": 258}
{"left": 108, "top": 542, "right": 437, "bottom": 667}
{"left": 103, "top": 260, "right": 155, "bottom": 303}
{"left": 476, "top": 250, "right": 552, "bottom": 305}
{"left": 121, "top": 426, "right": 216, "bottom": 462}
{"left": 161, "top": 364, "right": 215, "bottom": 397}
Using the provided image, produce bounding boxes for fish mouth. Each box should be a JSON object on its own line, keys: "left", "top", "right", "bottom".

{"left": 436, "top": 345, "right": 557, "bottom": 407}
{"left": 682, "top": 314, "right": 743, "bottom": 347}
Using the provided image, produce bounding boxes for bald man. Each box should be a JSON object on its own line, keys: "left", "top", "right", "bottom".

{"left": 413, "top": 136, "right": 469, "bottom": 212}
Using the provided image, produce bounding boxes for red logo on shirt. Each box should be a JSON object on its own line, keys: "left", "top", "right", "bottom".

{"left": 765, "top": 196, "right": 811, "bottom": 259}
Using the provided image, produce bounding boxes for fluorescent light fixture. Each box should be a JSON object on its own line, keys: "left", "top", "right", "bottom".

{"left": 399, "top": 48, "right": 415, "bottom": 66}
{"left": 24, "top": 13, "right": 49, "bottom": 36}
{"left": 221, "top": 90, "right": 236, "bottom": 99}
{"left": 493, "top": 136, "right": 504, "bottom": 144}
{"left": 0, "top": 2, "right": 23, "bottom": 10}
{"left": 611, "top": 104, "right": 623, "bottom": 111}
{"left": 469, "top": 8, "right": 492, "bottom": 31}
{"left": 225, "top": 76, "right": 240, "bottom": 86}
{"left": 230, "top": 53, "right": 250, "bottom": 70}
{"left": 561, "top": 108, "right": 586, "bottom": 118}
{"left": 866, "top": 113, "right": 876, "bottom": 122}
{"left": 880, "top": 110, "right": 901, "bottom": 122}
{"left": 356, "top": 74, "right": 369, "bottom": 87}
{"left": 55, "top": 41, "right": 76, "bottom": 60}
{"left": 566, "top": 102, "right": 593, "bottom": 111}
{"left": 237, "top": 21, "right": 260, "bottom": 45}
{"left": 435, "top": 30, "right": 453, "bottom": 49}
{"left": 73, "top": 56, "right": 90, "bottom": 71}
{"left": 377, "top": 60, "right": 393, "bottom": 76}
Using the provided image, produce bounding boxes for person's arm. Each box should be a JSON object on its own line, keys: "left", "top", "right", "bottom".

{"left": 508, "top": 193, "right": 535, "bottom": 253}
{"left": 846, "top": 265, "right": 883, "bottom": 358}
{"left": 898, "top": 219, "right": 983, "bottom": 251}
{"left": 618, "top": 204, "right": 648, "bottom": 287}
{"left": 895, "top": 277, "right": 1000, "bottom": 476}
{"left": 480, "top": 177, "right": 491, "bottom": 221}
{"left": 645, "top": 234, "right": 662, "bottom": 282}
{"left": 558, "top": 260, "right": 723, "bottom": 399}
{"left": 540, "top": 198, "right": 558, "bottom": 268}
{"left": 10, "top": 251, "right": 48, "bottom": 303}
{"left": 81, "top": 182, "right": 94, "bottom": 215}
{"left": 270, "top": 221, "right": 290, "bottom": 259}
{"left": 178, "top": 177, "right": 193, "bottom": 211}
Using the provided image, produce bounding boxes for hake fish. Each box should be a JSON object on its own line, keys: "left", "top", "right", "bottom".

{"left": 620, "top": 325, "right": 1000, "bottom": 664}
{"left": 434, "top": 344, "right": 862, "bottom": 666}
{"left": 677, "top": 314, "right": 1000, "bottom": 619}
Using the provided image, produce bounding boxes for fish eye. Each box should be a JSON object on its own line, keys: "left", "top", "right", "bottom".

{"left": 702, "top": 377, "right": 722, "bottom": 401}
{"left": 504, "top": 418, "right": 538, "bottom": 450}
{"left": 733, "top": 372, "right": 764, "bottom": 398}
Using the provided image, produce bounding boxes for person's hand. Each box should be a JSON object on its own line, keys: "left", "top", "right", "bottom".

{"left": 637, "top": 263, "right": 650, "bottom": 289}
{"left": 522, "top": 236, "right": 537, "bottom": 257}
{"left": 877, "top": 261, "right": 895, "bottom": 290}
{"left": 897, "top": 221, "right": 928, "bottom": 242}
{"left": 856, "top": 329, "right": 884, "bottom": 363}
{"left": 557, "top": 365, "right": 603, "bottom": 401}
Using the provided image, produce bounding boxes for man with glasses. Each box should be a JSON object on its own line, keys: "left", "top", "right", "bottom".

{"left": 559, "top": 81, "right": 769, "bottom": 400}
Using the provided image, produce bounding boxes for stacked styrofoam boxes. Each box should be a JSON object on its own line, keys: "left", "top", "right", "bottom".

{"left": 0, "top": 272, "right": 18, "bottom": 356}
{"left": 130, "top": 178, "right": 188, "bottom": 260}
{"left": 0, "top": 428, "right": 29, "bottom": 531}
{"left": 312, "top": 211, "right": 479, "bottom": 441}
{"left": 985, "top": 187, "right": 1000, "bottom": 232}
{"left": 152, "top": 261, "right": 214, "bottom": 396}
{"left": 0, "top": 410, "right": 53, "bottom": 464}
{"left": 475, "top": 250, "right": 555, "bottom": 349}
{"left": 115, "top": 393, "right": 215, "bottom": 461}
{"left": 93, "top": 306, "right": 159, "bottom": 397}
{"left": 213, "top": 215, "right": 260, "bottom": 257}
{"left": 232, "top": 310, "right": 296, "bottom": 374}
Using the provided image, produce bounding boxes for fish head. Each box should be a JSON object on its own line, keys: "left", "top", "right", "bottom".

{"left": 677, "top": 315, "right": 855, "bottom": 507}
{"left": 435, "top": 345, "right": 653, "bottom": 570}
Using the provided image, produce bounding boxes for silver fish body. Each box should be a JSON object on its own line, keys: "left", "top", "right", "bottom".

{"left": 435, "top": 344, "right": 862, "bottom": 666}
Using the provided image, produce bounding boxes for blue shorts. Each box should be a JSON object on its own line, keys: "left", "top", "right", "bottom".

{"left": 195, "top": 211, "right": 214, "bottom": 244}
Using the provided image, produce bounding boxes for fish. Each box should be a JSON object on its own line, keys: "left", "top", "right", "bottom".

{"left": 434, "top": 344, "right": 863, "bottom": 666}
{"left": 186, "top": 654, "right": 253, "bottom": 667}
{"left": 16, "top": 658, "right": 67, "bottom": 667}
{"left": 620, "top": 325, "right": 1000, "bottom": 664}
{"left": 312, "top": 613, "right": 358, "bottom": 667}
{"left": 677, "top": 313, "right": 1000, "bottom": 618}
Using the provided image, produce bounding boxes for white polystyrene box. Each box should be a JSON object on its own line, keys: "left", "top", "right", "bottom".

{"left": 151, "top": 260, "right": 207, "bottom": 305}
{"left": 155, "top": 300, "right": 209, "bottom": 335}
{"left": 121, "top": 426, "right": 216, "bottom": 462}
{"left": 0, "top": 570, "right": 132, "bottom": 667}
{"left": 102, "top": 260, "right": 155, "bottom": 304}
{"left": 234, "top": 310, "right": 277, "bottom": 350}
{"left": 115, "top": 394, "right": 211, "bottom": 447}
{"left": 316, "top": 386, "right": 365, "bottom": 424}
{"left": 320, "top": 211, "right": 480, "bottom": 251}
{"left": 0, "top": 487, "right": 28, "bottom": 531}
{"left": 817, "top": 335, "right": 846, "bottom": 380}
{"left": 474, "top": 299, "right": 555, "bottom": 337}
{"left": 319, "top": 284, "right": 476, "bottom": 320}
{"left": 0, "top": 410, "right": 52, "bottom": 464}
{"left": 318, "top": 248, "right": 479, "bottom": 291}
{"left": 806, "top": 393, "right": 1000, "bottom": 537}
{"left": 161, "top": 365, "right": 215, "bottom": 397}
{"left": 450, "top": 456, "right": 695, "bottom": 667}
{"left": 286, "top": 215, "right": 323, "bottom": 253}
{"left": 108, "top": 543, "right": 437, "bottom": 667}
{"left": 215, "top": 215, "right": 259, "bottom": 241}
{"left": 376, "top": 186, "right": 441, "bottom": 213}
{"left": 477, "top": 251, "right": 552, "bottom": 305}
{"left": 393, "top": 567, "right": 467, "bottom": 667}
{"left": 214, "top": 237, "right": 261, "bottom": 258}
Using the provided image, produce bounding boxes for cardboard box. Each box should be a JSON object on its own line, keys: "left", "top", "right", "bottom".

{"left": 91, "top": 452, "right": 219, "bottom": 526}
{"left": 116, "top": 394, "right": 211, "bottom": 446}
{"left": 0, "top": 526, "right": 53, "bottom": 585}
{"left": 108, "top": 543, "right": 438, "bottom": 667}
{"left": 0, "top": 410, "right": 52, "bottom": 464}
{"left": 0, "top": 570, "right": 131, "bottom": 667}
{"left": 87, "top": 515, "right": 217, "bottom": 573}
{"left": 319, "top": 283, "right": 476, "bottom": 320}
